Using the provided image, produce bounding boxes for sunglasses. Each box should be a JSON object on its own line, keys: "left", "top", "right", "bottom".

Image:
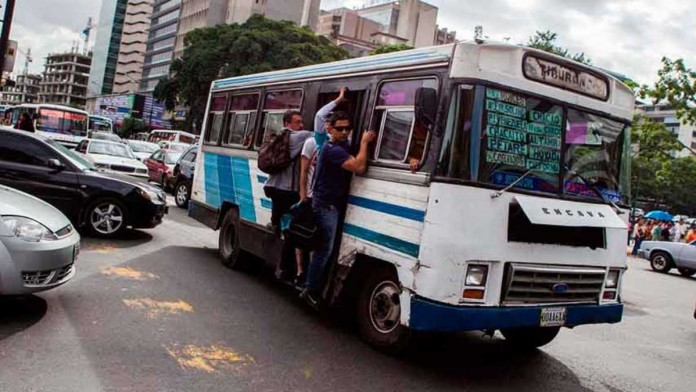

{"left": 332, "top": 126, "right": 352, "bottom": 133}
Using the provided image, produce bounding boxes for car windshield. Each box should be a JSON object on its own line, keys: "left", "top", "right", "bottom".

{"left": 165, "top": 152, "right": 182, "bottom": 165}
{"left": 89, "top": 141, "right": 135, "bottom": 159}
{"left": 438, "top": 85, "right": 632, "bottom": 204}
{"left": 92, "top": 132, "right": 121, "bottom": 142}
{"left": 46, "top": 139, "right": 95, "bottom": 171}
{"left": 129, "top": 141, "right": 159, "bottom": 153}
{"left": 167, "top": 143, "right": 189, "bottom": 152}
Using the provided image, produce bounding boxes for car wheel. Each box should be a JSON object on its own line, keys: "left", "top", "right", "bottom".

{"left": 500, "top": 327, "right": 561, "bottom": 349}
{"left": 175, "top": 181, "right": 191, "bottom": 209}
{"left": 218, "top": 208, "right": 249, "bottom": 270}
{"left": 650, "top": 252, "right": 673, "bottom": 273}
{"left": 85, "top": 198, "right": 127, "bottom": 238}
{"left": 356, "top": 267, "right": 411, "bottom": 354}
{"left": 677, "top": 268, "right": 696, "bottom": 277}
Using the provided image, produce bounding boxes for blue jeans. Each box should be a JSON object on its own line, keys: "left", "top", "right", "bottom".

{"left": 305, "top": 205, "right": 339, "bottom": 294}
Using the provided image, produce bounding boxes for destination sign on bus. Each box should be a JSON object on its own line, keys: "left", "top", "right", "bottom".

{"left": 523, "top": 55, "right": 609, "bottom": 100}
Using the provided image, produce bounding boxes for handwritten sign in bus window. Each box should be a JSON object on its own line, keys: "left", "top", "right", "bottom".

{"left": 483, "top": 88, "right": 563, "bottom": 181}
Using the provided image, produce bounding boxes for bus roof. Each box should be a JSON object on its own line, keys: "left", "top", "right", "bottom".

{"left": 14, "top": 103, "right": 88, "bottom": 114}
{"left": 211, "top": 44, "right": 454, "bottom": 91}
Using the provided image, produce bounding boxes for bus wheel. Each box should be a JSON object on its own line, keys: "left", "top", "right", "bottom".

{"left": 500, "top": 327, "right": 560, "bottom": 349}
{"left": 356, "top": 267, "right": 410, "bottom": 354}
{"left": 218, "top": 209, "right": 247, "bottom": 270}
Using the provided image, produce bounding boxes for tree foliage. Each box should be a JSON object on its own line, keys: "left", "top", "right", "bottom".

{"left": 639, "top": 57, "right": 696, "bottom": 126}
{"left": 369, "top": 44, "right": 414, "bottom": 55}
{"left": 527, "top": 30, "right": 591, "bottom": 65}
{"left": 153, "top": 15, "right": 349, "bottom": 131}
{"left": 117, "top": 118, "right": 146, "bottom": 139}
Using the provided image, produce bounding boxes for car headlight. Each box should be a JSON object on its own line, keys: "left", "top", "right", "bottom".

{"left": 465, "top": 265, "right": 488, "bottom": 287}
{"left": 136, "top": 187, "right": 161, "bottom": 202}
{"left": 1, "top": 216, "right": 58, "bottom": 242}
{"left": 605, "top": 269, "right": 620, "bottom": 289}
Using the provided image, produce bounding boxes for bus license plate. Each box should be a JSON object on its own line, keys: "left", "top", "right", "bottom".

{"left": 540, "top": 307, "right": 566, "bottom": 327}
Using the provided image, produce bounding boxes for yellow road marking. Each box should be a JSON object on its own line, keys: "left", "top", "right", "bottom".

{"left": 123, "top": 298, "right": 194, "bottom": 318}
{"left": 102, "top": 266, "right": 159, "bottom": 281}
{"left": 165, "top": 344, "right": 254, "bottom": 373}
{"left": 85, "top": 244, "right": 118, "bottom": 254}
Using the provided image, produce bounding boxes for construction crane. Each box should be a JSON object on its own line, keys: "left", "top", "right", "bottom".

{"left": 82, "top": 17, "right": 93, "bottom": 55}
{"left": 16, "top": 46, "right": 31, "bottom": 74}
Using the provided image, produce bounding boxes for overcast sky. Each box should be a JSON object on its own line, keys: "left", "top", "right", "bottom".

{"left": 7, "top": 0, "right": 695, "bottom": 85}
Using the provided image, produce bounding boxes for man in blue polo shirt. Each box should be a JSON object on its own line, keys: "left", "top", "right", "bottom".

{"left": 301, "top": 111, "right": 376, "bottom": 306}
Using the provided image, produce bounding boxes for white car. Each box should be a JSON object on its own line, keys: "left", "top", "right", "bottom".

{"left": 126, "top": 140, "right": 160, "bottom": 161}
{"left": 75, "top": 139, "right": 148, "bottom": 179}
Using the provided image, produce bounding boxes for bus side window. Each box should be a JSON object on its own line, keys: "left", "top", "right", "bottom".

{"left": 222, "top": 93, "right": 259, "bottom": 148}
{"left": 371, "top": 78, "right": 438, "bottom": 167}
{"left": 254, "top": 89, "right": 303, "bottom": 149}
{"left": 204, "top": 94, "right": 227, "bottom": 145}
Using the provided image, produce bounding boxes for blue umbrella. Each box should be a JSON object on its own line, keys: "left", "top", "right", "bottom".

{"left": 644, "top": 210, "right": 673, "bottom": 221}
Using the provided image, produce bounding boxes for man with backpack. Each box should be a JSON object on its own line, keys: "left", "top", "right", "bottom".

{"left": 260, "top": 110, "right": 312, "bottom": 278}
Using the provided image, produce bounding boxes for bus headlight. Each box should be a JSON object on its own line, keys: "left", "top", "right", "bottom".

{"left": 605, "top": 269, "right": 620, "bottom": 289}
{"left": 465, "top": 265, "right": 488, "bottom": 287}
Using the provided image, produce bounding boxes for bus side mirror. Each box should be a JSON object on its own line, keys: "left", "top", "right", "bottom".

{"left": 415, "top": 87, "right": 437, "bottom": 130}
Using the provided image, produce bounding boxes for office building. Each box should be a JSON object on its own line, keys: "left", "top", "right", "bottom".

{"left": 113, "top": 0, "right": 155, "bottom": 94}
{"left": 88, "top": 0, "right": 128, "bottom": 96}
{"left": 358, "top": 0, "right": 440, "bottom": 48}
{"left": 0, "top": 74, "right": 42, "bottom": 106}
{"left": 225, "top": 0, "right": 319, "bottom": 28}
{"left": 173, "top": 0, "right": 229, "bottom": 58}
{"left": 39, "top": 51, "right": 93, "bottom": 109}
{"left": 637, "top": 103, "right": 696, "bottom": 157}
{"left": 316, "top": 8, "right": 384, "bottom": 57}
{"left": 140, "top": 0, "right": 182, "bottom": 92}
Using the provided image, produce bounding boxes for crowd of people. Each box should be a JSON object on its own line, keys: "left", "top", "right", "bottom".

{"left": 630, "top": 218, "right": 696, "bottom": 255}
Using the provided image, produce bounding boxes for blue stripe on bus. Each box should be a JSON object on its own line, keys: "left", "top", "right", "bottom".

{"left": 260, "top": 198, "right": 272, "bottom": 210}
{"left": 217, "top": 154, "right": 236, "bottom": 205}
{"left": 232, "top": 157, "right": 256, "bottom": 222}
{"left": 257, "top": 175, "right": 268, "bottom": 184}
{"left": 343, "top": 223, "right": 420, "bottom": 258}
{"left": 347, "top": 195, "right": 425, "bottom": 222}
{"left": 204, "top": 153, "right": 221, "bottom": 208}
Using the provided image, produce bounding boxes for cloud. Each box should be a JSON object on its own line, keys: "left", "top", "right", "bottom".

{"left": 321, "top": 0, "right": 696, "bottom": 84}
{"left": 8, "top": 0, "right": 99, "bottom": 74}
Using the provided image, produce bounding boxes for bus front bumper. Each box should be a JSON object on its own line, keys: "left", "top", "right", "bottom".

{"left": 408, "top": 297, "right": 623, "bottom": 332}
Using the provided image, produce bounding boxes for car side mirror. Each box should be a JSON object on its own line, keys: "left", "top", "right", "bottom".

{"left": 415, "top": 87, "right": 438, "bottom": 130}
{"left": 47, "top": 158, "right": 65, "bottom": 171}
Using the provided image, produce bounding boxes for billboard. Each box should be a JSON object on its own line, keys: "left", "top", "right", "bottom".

{"left": 91, "top": 93, "right": 171, "bottom": 129}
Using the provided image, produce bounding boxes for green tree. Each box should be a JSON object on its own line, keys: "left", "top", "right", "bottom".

{"left": 117, "top": 118, "right": 147, "bottom": 139}
{"left": 639, "top": 57, "right": 696, "bottom": 126}
{"left": 369, "top": 44, "right": 414, "bottom": 55}
{"left": 656, "top": 157, "right": 696, "bottom": 215}
{"left": 153, "top": 15, "right": 349, "bottom": 132}
{"left": 527, "top": 30, "right": 591, "bottom": 65}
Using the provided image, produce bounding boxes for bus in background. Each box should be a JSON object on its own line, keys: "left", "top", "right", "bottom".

{"left": 88, "top": 115, "right": 114, "bottom": 133}
{"left": 12, "top": 104, "right": 89, "bottom": 148}
{"left": 148, "top": 129, "right": 196, "bottom": 145}
{"left": 189, "top": 42, "right": 634, "bottom": 352}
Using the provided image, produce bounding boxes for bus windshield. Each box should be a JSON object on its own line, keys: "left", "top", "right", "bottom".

{"left": 38, "top": 108, "right": 88, "bottom": 136}
{"left": 439, "top": 85, "right": 631, "bottom": 204}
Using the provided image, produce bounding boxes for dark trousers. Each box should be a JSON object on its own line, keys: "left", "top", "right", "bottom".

{"left": 264, "top": 187, "right": 300, "bottom": 278}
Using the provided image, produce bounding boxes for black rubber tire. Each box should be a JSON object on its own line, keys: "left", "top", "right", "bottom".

{"left": 84, "top": 198, "right": 128, "bottom": 238}
{"left": 500, "top": 327, "right": 561, "bottom": 349}
{"left": 677, "top": 268, "right": 696, "bottom": 277}
{"left": 650, "top": 252, "right": 673, "bottom": 273}
{"left": 174, "top": 181, "right": 190, "bottom": 209}
{"left": 356, "top": 267, "right": 411, "bottom": 354}
{"left": 218, "top": 208, "right": 248, "bottom": 270}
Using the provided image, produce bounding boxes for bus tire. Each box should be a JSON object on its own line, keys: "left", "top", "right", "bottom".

{"left": 500, "top": 326, "right": 560, "bottom": 349}
{"left": 218, "top": 208, "right": 247, "bottom": 270}
{"left": 356, "top": 267, "right": 411, "bottom": 354}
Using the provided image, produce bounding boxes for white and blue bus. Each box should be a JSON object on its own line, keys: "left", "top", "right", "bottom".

{"left": 189, "top": 41, "right": 634, "bottom": 351}
{"left": 88, "top": 115, "right": 114, "bottom": 133}
{"left": 12, "top": 103, "right": 89, "bottom": 148}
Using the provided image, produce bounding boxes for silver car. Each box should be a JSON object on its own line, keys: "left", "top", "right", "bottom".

{"left": 638, "top": 240, "right": 696, "bottom": 277}
{"left": 0, "top": 185, "right": 80, "bottom": 294}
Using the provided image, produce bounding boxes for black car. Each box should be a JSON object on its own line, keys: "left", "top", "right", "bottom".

{"left": 171, "top": 145, "right": 197, "bottom": 208}
{"left": 0, "top": 127, "right": 168, "bottom": 237}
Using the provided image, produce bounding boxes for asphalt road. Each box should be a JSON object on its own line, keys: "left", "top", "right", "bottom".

{"left": 1, "top": 205, "right": 694, "bottom": 392}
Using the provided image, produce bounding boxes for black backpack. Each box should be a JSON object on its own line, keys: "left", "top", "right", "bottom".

{"left": 258, "top": 129, "right": 292, "bottom": 175}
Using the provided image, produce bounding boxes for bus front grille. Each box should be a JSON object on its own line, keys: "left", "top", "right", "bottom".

{"left": 501, "top": 263, "right": 605, "bottom": 305}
